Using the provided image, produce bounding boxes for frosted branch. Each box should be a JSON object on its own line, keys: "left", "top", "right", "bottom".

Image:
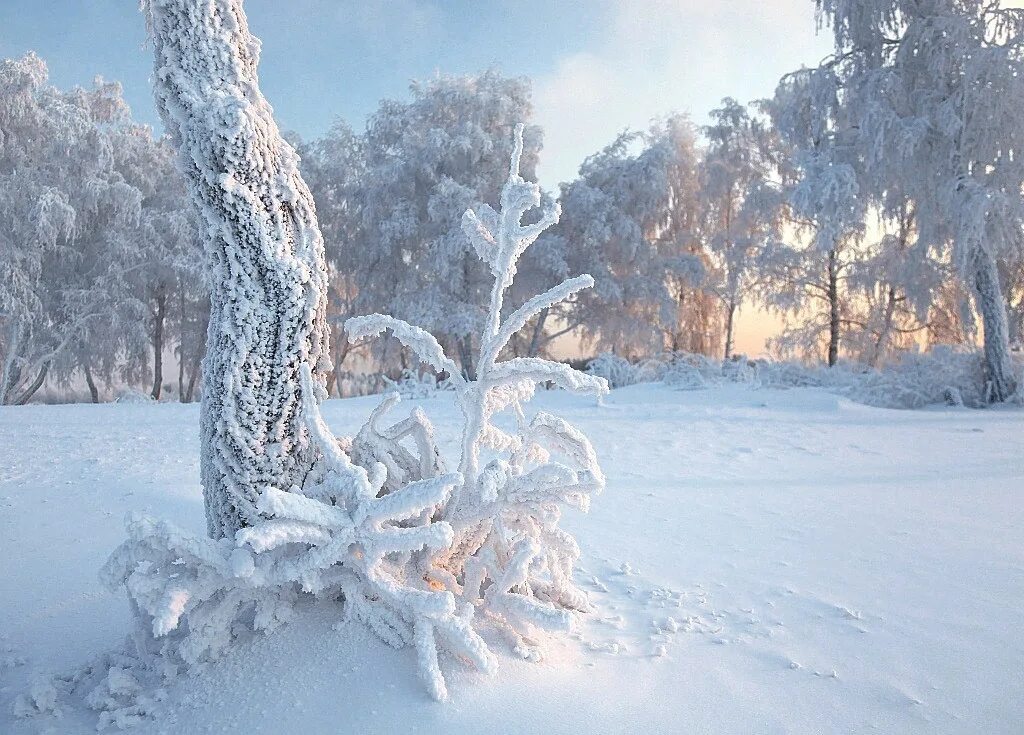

{"left": 345, "top": 314, "right": 464, "bottom": 384}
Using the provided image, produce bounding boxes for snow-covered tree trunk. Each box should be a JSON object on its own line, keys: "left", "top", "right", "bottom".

{"left": 14, "top": 362, "right": 48, "bottom": 405}
{"left": 827, "top": 247, "right": 841, "bottom": 367}
{"left": 145, "top": 0, "right": 330, "bottom": 538}
{"left": 723, "top": 299, "right": 737, "bottom": 359}
{"left": 150, "top": 291, "right": 167, "bottom": 401}
{"left": 0, "top": 323, "right": 24, "bottom": 405}
{"left": 84, "top": 364, "right": 100, "bottom": 404}
{"left": 971, "top": 247, "right": 1017, "bottom": 402}
{"left": 868, "top": 287, "right": 898, "bottom": 369}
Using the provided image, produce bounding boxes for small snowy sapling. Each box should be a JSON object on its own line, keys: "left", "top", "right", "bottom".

{"left": 104, "top": 125, "right": 608, "bottom": 703}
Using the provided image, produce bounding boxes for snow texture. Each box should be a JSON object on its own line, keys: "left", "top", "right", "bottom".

{"left": 2, "top": 383, "right": 1022, "bottom": 734}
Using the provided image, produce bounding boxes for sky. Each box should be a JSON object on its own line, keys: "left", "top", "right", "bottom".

{"left": 0, "top": 0, "right": 836, "bottom": 355}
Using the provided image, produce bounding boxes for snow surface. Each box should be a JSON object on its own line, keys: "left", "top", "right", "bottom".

{"left": 1, "top": 384, "right": 1022, "bottom": 734}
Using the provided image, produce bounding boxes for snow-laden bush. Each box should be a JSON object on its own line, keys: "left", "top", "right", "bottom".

{"left": 585, "top": 354, "right": 644, "bottom": 388}
{"left": 586, "top": 346, "right": 1021, "bottom": 409}
{"left": 114, "top": 389, "right": 155, "bottom": 405}
{"left": 586, "top": 351, "right": 754, "bottom": 391}
{"left": 382, "top": 368, "right": 455, "bottom": 400}
{"left": 586, "top": 352, "right": 676, "bottom": 388}
{"left": 102, "top": 125, "right": 608, "bottom": 704}
{"left": 757, "top": 347, "right": 1021, "bottom": 409}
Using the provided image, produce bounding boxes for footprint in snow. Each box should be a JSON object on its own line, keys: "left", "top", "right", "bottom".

{"left": 574, "top": 559, "right": 736, "bottom": 663}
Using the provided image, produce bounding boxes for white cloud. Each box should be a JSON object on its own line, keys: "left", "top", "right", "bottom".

{"left": 533, "top": 0, "right": 832, "bottom": 185}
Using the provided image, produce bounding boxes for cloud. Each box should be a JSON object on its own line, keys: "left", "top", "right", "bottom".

{"left": 533, "top": 0, "right": 832, "bottom": 185}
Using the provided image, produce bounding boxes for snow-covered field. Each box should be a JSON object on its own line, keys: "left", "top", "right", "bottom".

{"left": 1, "top": 384, "right": 1021, "bottom": 734}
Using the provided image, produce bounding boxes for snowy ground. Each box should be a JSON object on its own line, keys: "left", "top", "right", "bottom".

{"left": 1, "top": 384, "right": 1022, "bottom": 734}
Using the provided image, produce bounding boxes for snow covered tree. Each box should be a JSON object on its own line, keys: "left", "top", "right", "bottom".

{"left": 699, "top": 98, "right": 785, "bottom": 358}
{"left": 105, "top": 124, "right": 608, "bottom": 704}
{"left": 97, "top": 127, "right": 204, "bottom": 402}
{"left": 805, "top": 0, "right": 1024, "bottom": 398}
{"left": 0, "top": 50, "right": 206, "bottom": 405}
{"left": 354, "top": 71, "right": 564, "bottom": 378}
{"left": 556, "top": 115, "right": 710, "bottom": 358}
{"left": 144, "top": 0, "right": 330, "bottom": 537}
{"left": 765, "top": 64, "right": 867, "bottom": 366}
{"left": 0, "top": 54, "right": 146, "bottom": 404}
{"left": 45, "top": 126, "right": 200, "bottom": 403}
{"left": 844, "top": 205, "right": 927, "bottom": 366}
{"left": 1001, "top": 253, "right": 1024, "bottom": 349}
{"left": 293, "top": 122, "right": 367, "bottom": 396}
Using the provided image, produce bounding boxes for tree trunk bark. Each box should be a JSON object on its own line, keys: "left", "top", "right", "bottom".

{"left": 328, "top": 342, "right": 349, "bottom": 398}
{"left": 84, "top": 363, "right": 100, "bottom": 403}
{"left": 14, "top": 361, "right": 49, "bottom": 405}
{"left": 325, "top": 367, "right": 337, "bottom": 397}
{"left": 868, "top": 287, "right": 898, "bottom": 369}
{"left": 972, "top": 247, "right": 1017, "bottom": 402}
{"left": 827, "top": 248, "right": 840, "bottom": 367}
{"left": 0, "top": 322, "right": 24, "bottom": 405}
{"left": 526, "top": 307, "right": 550, "bottom": 358}
{"left": 147, "top": 0, "right": 330, "bottom": 538}
{"left": 184, "top": 352, "right": 201, "bottom": 403}
{"left": 177, "top": 287, "right": 187, "bottom": 402}
{"left": 723, "top": 299, "right": 736, "bottom": 360}
{"left": 457, "top": 336, "right": 476, "bottom": 380}
{"left": 151, "top": 292, "right": 167, "bottom": 401}
{"left": 177, "top": 350, "right": 186, "bottom": 402}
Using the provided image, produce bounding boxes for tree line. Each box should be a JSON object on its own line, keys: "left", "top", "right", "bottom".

{"left": 2, "top": 0, "right": 1022, "bottom": 404}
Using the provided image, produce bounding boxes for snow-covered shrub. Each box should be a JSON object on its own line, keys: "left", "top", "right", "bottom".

{"left": 585, "top": 352, "right": 669, "bottom": 388}
{"left": 662, "top": 362, "right": 707, "bottom": 391}
{"left": 114, "top": 389, "right": 155, "bottom": 405}
{"left": 756, "top": 347, "right": 1021, "bottom": 409}
{"left": 584, "top": 345, "right": 1017, "bottom": 410}
{"left": 843, "top": 349, "right": 992, "bottom": 409}
{"left": 662, "top": 352, "right": 736, "bottom": 390}
{"left": 720, "top": 354, "right": 757, "bottom": 384}
{"left": 382, "top": 368, "right": 454, "bottom": 400}
{"left": 103, "top": 125, "right": 608, "bottom": 705}
{"left": 587, "top": 350, "right": 756, "bottom": 391}
{"left": 753, "top": 360, "right": 831, "bottom": 390}
{"left": 585, "top": 353, "right": 640, "bottom": 388}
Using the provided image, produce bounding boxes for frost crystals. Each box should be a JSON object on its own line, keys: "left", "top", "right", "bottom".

{"left": 104, "top": 125, "right": 608, "bottom": 703}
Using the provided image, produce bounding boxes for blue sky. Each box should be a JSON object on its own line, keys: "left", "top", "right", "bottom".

{"left": 1, "top": 0, "right": 832, "bottom": 186}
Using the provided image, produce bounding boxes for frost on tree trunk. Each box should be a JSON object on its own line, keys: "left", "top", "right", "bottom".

{"left": 723, "top": 299, "right": 736, "bottom": 360}
{"left": 971, "top": 247, "right": 1017, "bottom": 402}
{"left": 827, "top": 247, "right": 840, "bottom": 368}
{"left": 145, "top": 0, "right": 330, "bottom": 538}
{"left": 150, "top": 291, "right": 166, "bottom": 401}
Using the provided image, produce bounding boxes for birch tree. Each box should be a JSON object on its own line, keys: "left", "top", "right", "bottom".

{"left": 355, "top": 71, "right": 548, "bottom": 378}
{"left": 557, "top": 116, "right": 710, "bottom": 358}
{"left": 293, "top": 123, "right": 367, "bottom": 395}
{"left": 699, "top": 98, "right": 785, "bottom": 358}
{"left": 763, "top": 70, "right": 866, "bottom": 366}
{"left": 0, "top": 54, "right": 142, "bottom": 404}
{"left": 808, "top": 0, "right": 1024, "bottom": 398}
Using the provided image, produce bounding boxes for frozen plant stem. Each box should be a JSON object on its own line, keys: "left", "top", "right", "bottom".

{"left": 452, "top": 125, "right": 562, "bottom": 517}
